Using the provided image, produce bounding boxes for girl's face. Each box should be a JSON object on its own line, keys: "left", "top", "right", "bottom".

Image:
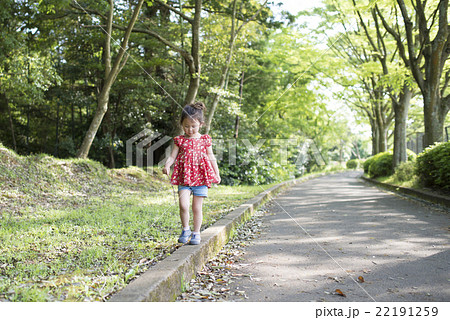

{"left": 181, "top": 117, "right": 201, "bottom": 138}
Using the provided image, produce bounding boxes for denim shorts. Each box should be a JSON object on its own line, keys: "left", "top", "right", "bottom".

{"left": 178, "top": 185, "right": 208, "bottom": 197}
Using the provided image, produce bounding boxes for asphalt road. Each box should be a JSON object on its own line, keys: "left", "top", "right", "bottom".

{"left": 225, "top": 171, "right": 450, "bottom": 302}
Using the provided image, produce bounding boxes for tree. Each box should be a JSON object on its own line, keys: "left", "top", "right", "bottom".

{"left": 376, "top": 0, "right": 449, "bottom": 147}
{"left": 108, "top": 0, "right": 204, "bottom": 134}
{"left": 0, "top": 0, "right": 61, "bottom": 154}
{"left": 322, "top": 2, "right": 394, "bottom": 155}
{"left": 351, "top": 0, "right": 414, "bottom": 167}
{"left": 148, "top": 0, "right": 203, "bottom": 106}
{"left": 75, "top": 0, "right": 145, "bottom": 159}
{"left": 203, "top": 0, "right": 269, "bottom": 134}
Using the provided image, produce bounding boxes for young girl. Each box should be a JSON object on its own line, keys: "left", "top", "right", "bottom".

{"left": 163, "top": 102, "right": 221, "bottom": 245}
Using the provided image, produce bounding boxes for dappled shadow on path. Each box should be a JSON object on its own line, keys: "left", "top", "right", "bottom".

{"left": 228, "top": 171, "right": 450, "bottom": 302}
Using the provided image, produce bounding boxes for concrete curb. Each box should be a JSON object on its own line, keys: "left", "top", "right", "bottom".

{"left": 360, "top": 175, "right": 450, "bottom": 209}
{"left": 109, "top": 172, "right": 329, "bottom": 302}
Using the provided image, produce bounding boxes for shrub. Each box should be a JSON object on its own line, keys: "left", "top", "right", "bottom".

{"left": 368, "top": 151, "right": 393, "bottom": 178}
{"left": 416, "top": 142, "right": 450, "bottom": 190}
{"left": 393, "top": 160, "right": 416, "bottom": 182}
{"left": 346, "top": 159, "right": 359, "bottom": 169}
{"left": 363, "top": 156, "right": 376, "bottom": 173}
{"left": 366, "top": 149, "right": 416, "bottom": 178}
{"left": 218, "top": 143, "right": 277, "bottom": 186}
{"left": 358, "top": 159, "right": 365, "bottom": 168}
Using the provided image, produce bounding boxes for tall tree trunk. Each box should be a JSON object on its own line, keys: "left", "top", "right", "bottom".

{"left": 2, "top": 93, "right": 17, "bottom": 152}
{"left": 375, "top": 100, "right": 391, "bottom": 153}
{"left": 414, "top": 0, "right": 449, "bottom": 146}
{"left": 378, "top": 124, "right": 388, "bottom": 153}
{"left": 234, "top": 68, "right": 245, "bottom": 139}
{"left": 54, "top": 99, "right": 60, "bottom": 157}
{"left": 204, "top": 0, "right": 237, "bottom": 134}
{"left": 423, "top": 89, "right": 446, "bottom": 146}
{"left": 371, "top": 121, "right": 379, "bottom": 155}
{"left": 183, "top": 0, "right": 202, "bottom": 106}
{"left": 77, "top": 0, "right": 144, "bottom": 158}
{"left": 392, "top": 86, "right": 412, "bottom": 169}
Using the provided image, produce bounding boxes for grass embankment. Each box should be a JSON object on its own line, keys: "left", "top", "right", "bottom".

{"left": 375, "top": 175, "right": 421, "bottom": 189}
{"left": 0, "top": 144, "right": 273, "bottom": 302}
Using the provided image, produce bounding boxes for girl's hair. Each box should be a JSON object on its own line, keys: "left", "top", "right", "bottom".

{"left": 180, "top": 101, "right": 207, "bottom": 124}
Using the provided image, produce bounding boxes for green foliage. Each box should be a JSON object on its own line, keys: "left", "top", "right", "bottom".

{"left": 392, "top": 160, "right": 416, "bottom": 182}
{"left": 365, "top": 149, "right": 416, "bottom": 178}
{"left": 363, "top": 156, "right": 375, "bottom": 173}
{"left": 416, "top": 142, "right": 450, "bottom": 190}
{"left": 346, "top": 159, "right": 359, "bottom": 169}
{"left": 368, "top": 151, "right": 393, "bottom": 178}
{"left": 0, "top": 0, "right": 364, "bottom": 175}
{"left": 358, "top": 159, "right": 365, "bottom": 168}
{"left": 218, "top": 142, "right": 276, "bottom": 186}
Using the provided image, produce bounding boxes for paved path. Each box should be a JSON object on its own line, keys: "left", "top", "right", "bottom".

{"left": 226, "top": 171, "right": 450, "bottom": 302}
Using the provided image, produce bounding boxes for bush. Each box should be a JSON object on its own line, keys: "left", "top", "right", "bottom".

{"left": 368, "top": 151, "right": 393, "bottom": 178}
{"left": 393, "top": 161, "right": 416, "bottom": 182}
{"left": 346, "top": 159, "right": 359, "bottom": 169}
{"left": 367, "top": 149, "right": 416, "bottom": 178}
{"left": 416, "top": 142, "right": 450, "bottom": 190}
{"left": 358, "top": 159, "right": 365, "bottom": 168}
{"left": 218, "top": 143, "right": 277, "bottom": 186}
{"left": 363, "top": 156, "right": 376, "bottom": 173}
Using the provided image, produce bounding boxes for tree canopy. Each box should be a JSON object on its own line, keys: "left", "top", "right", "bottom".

{"left": 0, "top": 0, "right": 448, "bottom": 177}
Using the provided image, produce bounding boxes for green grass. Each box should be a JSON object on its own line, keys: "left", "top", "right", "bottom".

{"left": 0, "top": 144, "right": 273, "bottom": 302}
{"left": 377, "top": 175, "right": 421, "bottom": 189}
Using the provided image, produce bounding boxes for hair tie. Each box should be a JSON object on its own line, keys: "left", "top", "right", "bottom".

{"left": 192, "top": 102, "right": 206, "bottom": 111}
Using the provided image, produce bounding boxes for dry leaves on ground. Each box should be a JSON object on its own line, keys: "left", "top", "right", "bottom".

{"left": 176, "top": 209, "right": 266, "bottom": 302}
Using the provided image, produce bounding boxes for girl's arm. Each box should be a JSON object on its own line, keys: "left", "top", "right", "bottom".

{"left": 206, "top": 145, "right": 221, "bottom": 184}
{"left": 163, "top": 144, "right": 179, "bottom": 176}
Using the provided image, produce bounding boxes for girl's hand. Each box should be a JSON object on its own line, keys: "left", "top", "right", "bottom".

{"left": 162, "top": 167, "right": 169, "bottom": 177}
{"left": 216, "top": 175, "right": 221, "bottom": 184}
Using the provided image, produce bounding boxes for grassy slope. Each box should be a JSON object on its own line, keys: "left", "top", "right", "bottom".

{"left": 0, "top": 144, "right": 272, "bottom": 301}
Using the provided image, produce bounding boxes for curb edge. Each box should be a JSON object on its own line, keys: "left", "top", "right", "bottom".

{"left": 360, "top": 175, "right": 450, "bottom": 209}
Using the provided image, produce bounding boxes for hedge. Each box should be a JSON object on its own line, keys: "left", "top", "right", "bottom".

{"left": 365, "top": 150, "right": 416, "bottom": 178}
{"left": 346, "top": 159, "right": 359, "bottom": 169}
{"left": 416, "top": 142, "right": 450, "bottom": 190}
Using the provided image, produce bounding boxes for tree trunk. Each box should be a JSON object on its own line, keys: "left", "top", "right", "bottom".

{"left": 3, "top": 93, "right": 17, "bottom": 152}
{"left": 371, "top": 121, "right": 379, "bottom": 155}
{"left": 378, "top": 125, "right": 388, "bottom": 153}
{"left": 392, "top": 86, "right": 412, "bottom": 169}
{"left": 54, "top": 99, "right": 60, "bottom": 157}
{"left": 375, "top": 103, "right": 389, "bottom": 153}
{"left": 234, "top": 68, "right": 244, "bottom": 139}
{"left": 204, "top": 0, "right": 237, "bottom": 134}
{"left": 183, "top": 0, "right": 202, "bottom": 106}
{"left": 423, "top": 90, "right": 445, "bottom": 147}
{"left": 184, "top": 74, "right": 200, "bottom": 106}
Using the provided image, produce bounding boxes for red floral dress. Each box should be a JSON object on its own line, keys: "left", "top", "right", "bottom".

{"left": 171, "top": 134, "right": 219, "bottom": 188}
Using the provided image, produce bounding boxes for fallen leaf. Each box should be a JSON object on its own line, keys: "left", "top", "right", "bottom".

{"left": 335, "top": 289, "right": 346, "bottom": 297}
{"left": 358, "top": 276, "right": 365, "bottom": 283}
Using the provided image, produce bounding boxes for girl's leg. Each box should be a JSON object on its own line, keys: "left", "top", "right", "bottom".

{"left": 192, "top": 195, "right": 204, "bottom": 233}
{"left": 178, "top": 189, "right": 191, "bottom": 229}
